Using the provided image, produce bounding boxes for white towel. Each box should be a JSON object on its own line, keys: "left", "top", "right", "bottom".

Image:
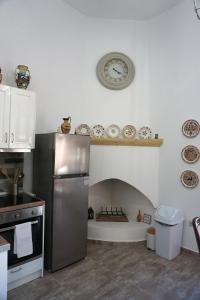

{"left": 14, "top": 222, "right": 33, "bottom": 258}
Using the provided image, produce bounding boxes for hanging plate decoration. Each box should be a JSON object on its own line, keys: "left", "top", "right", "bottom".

{"left": 181, "top": 145, "right": 200, "bottom": 164}
{"left": 182, "top": 119, "right": 200, "bottom": 138}
{"left": 91, "top": 125, "right": 105, "bottom": 138}
{"left": 106, "top": 124, "right": 121, "bottom": 138}
{"left": 76, "top": 124, "right": 91, "bottom": 136}
{"left": 122, "top": 125, "right": 136, "bottom": 139}
{"left": 180, "top": 170, "right": 199, "bottom": 188}
{"left": 138, "top": 126, "right": 152, "bottom": 139}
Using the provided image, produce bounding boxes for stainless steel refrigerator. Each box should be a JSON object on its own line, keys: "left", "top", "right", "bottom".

{"left": 33, "top": 133, "right": 90, "bottom": 272}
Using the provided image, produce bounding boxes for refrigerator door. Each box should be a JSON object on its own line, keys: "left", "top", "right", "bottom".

{"left": 52, "top": 176, "right": 89, "bottom": 271}
{"left": 54, "top": 134, "right": 90, "bottom": 176}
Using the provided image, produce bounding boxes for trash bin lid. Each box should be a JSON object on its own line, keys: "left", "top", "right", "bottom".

{"left": 154, "top": 205, "right": 184, "bottom": 225}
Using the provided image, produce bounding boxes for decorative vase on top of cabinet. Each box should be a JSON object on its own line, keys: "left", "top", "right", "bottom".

{"left": 0, "top": 85, "right": 36, "bottom": 151}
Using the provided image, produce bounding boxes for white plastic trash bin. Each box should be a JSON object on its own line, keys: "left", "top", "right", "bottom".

{"left": 154, "top": 205, "right": 184, "bottom": 260}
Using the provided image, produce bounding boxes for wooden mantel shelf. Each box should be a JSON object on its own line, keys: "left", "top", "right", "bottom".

{"left": 90, "top": 137, "right": 163, "bottom": 147}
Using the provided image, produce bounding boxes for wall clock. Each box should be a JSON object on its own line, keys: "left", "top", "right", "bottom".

{"left": 96, "top": 52, "right": 135, "bottom": 90}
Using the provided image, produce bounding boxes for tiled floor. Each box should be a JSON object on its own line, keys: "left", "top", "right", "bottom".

{"left": 8, "top": 241, "right": 200, "bottom": 300}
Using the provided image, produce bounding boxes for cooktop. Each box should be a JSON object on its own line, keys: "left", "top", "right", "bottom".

{"left": 0, "top": 194, "right": 41, "bottom": 209}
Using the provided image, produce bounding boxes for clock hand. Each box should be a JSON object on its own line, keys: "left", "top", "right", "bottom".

{"left": 113, "top": 67, "right": 122, "bottom": 75}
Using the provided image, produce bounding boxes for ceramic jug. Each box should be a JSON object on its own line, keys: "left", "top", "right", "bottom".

{"left": 61, "top": 117, "right": 71, "bottom": 134}
{"left": 15, "top": 65, "right": 30, "bottom": 89}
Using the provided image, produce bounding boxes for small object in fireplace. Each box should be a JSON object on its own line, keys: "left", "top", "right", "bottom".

{"left": 96, "top": 206, "right": 128, "bottom": 222}
{"left": 88, "top": 207, "right": 94, "bottom": 219}
{"left": 143, "top": 213, "right": 152, "bottom": 224}
{"left": 136, "top": 210, "right": 142, "bottom": 222}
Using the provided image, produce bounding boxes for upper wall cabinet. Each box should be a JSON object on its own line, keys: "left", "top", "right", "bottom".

{"left": 0, "top": 85, "right": 36, "bottom": 150}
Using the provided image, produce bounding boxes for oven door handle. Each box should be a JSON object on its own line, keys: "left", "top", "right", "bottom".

{"left": 10, "top": 267, "right": 23, "bottom": 273}
{"left": 0, "top": 220, "right": 39, "bottom": 233}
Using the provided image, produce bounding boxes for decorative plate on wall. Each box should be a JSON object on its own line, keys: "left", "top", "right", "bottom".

{"left": 122, "top": 125, "right": 136, "bottom": 139}
{"left": 106, "top": 124, "right": 121, "bottom": 138}
{"left": 180, "top": 170, "right": 199, "bottom": 188}
{"left": 182, "top": 119, "right": 200, "bottom": 138}
{"left": 91, "top": 125, "right": 105, "bottom": 138}
{"left": 181, "top": 145, "right": 200, "bottom": 164}
{"left": 76, "top": 124, "right": 91, "bottom": 136}
{"left": 138, "top": 126, "right": 152, "bottom": 139}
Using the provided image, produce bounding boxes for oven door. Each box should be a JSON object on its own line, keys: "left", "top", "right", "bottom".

{"left": 0, "top": 215, "right": 43, "bottom": 267}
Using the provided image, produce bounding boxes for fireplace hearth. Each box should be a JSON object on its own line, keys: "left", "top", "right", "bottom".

{"left": 88, "top": 178, "right": 154, "bottom": 242}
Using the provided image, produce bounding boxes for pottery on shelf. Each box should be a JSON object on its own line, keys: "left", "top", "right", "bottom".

{"left": 15, "top": 65, "right": 30, "bottom": 89}
{"left": 61, "top": 117, "right": 71, "bottom": 134}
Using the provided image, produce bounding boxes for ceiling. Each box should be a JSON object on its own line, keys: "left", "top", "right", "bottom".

{"left": 64, "top": 0, "right": 184, "bottom": 20}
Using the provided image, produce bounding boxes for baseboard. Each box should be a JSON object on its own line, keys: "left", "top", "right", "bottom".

{"left": 181, "top": 246, "right": 199, "bottom": 255}
{"left": 87, "top": 239, "right": 146, "bottom": 246}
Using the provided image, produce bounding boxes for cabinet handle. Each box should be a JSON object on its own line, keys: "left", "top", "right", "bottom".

{"left": 4, "top": 132, "right": 8, "bottom": 143}
{"left": 10, "top": 267, "right": 22, "bottom": 274}
{"left": 11, "top": 133, "right": 14, "bottom": 143}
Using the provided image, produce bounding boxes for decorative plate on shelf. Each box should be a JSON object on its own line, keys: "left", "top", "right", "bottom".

{"left": 106, "top": 124, "right": 121, "bottom": 138}
{"left": 180, "top": 170, "right": 199, "bottom": 188}
{"left": 91, "top": 125, "right": 105, "bottom": 138}
{"left": 181, "top": 145, "right": 200, "bottom": 164}
{"left": 182, "top": 119, "right": 200, "bottom": 138}
{"left": 122, "top": 125, "right": 136, "bottom": 139}
{"left": 76, "top": 124, "right": 91, "bottom": 136}
{"left": 138, "top": 126, "right": 152, "bottom": 139}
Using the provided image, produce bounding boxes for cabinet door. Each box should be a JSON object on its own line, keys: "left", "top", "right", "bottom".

{"left": 9, "top": 88, "right": 36, "bottom": 149}
{"left": 0, "top": 86, "right": 10, "bottom": 148}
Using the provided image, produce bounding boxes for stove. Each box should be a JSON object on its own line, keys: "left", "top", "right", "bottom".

{"left": 0, "top": 193, "right": 44, "bottom": 290}
{"left": 0, "top": 194, "right": 41, "bottom": 209}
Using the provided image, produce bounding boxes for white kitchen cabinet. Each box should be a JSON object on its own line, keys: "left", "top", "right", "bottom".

{"left": 0, "top": 85, "right": 36, "bottom": 150}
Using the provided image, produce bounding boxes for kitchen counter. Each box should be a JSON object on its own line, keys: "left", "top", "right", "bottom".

{"left": 0, "top": 194, "right": 45, "bottom": 213}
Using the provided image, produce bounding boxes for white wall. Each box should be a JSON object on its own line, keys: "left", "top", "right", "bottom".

{"left": 81, "top": 18, "right": 153, "bottom": 130}
{"left": 90, "top": 146, "right": 160, "bottom": 207}
{"left": 0, "top": 0, "right": 154, "bottom": 134}
{"left": 0, "top": 0, "right": 86, "bottom": 133}
{"left": 148, "top": 0, "right": 200, "bottom": 252}
{"left": 88, "top": 180, "right": 113, "bottom": 214}
{"left": 111, "top": 179, "right": 154, "bottom": 221}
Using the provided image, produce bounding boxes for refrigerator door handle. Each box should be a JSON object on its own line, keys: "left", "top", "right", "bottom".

{"left": 52, "top": 173, "right": 88, "bottom": 179}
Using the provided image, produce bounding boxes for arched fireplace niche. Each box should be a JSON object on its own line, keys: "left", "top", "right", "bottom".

{"left": 88, "top": 179, "right": 155, "bottom": 242}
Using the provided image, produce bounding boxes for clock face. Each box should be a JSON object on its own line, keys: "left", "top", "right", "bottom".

{"left": 97, "top": 52, "right": 135, "bottom": 90}
{"left": 104, "top": 59, "right": 128, "bottom": 82}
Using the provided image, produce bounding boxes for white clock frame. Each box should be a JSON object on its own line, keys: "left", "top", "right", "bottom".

{"left": 96, "top": 52, "right": 135, "bottom": 90}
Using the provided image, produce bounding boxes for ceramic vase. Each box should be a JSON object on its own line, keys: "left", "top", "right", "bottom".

{"left": 61, "top": 117, "right": 71, "bottom": 134}
{"left": 15, "top": 65, "right": 30, "bottom": 89}
{"left": 136, "top": 210, "right": 142, "bottom": 222}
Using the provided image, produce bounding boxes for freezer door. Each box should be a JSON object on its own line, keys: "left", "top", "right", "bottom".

{"left": 54, "top": 134, "right": 90, "bottom": 176}
{"left": 52, "top": 176, "right": 89, "bottom": 271}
